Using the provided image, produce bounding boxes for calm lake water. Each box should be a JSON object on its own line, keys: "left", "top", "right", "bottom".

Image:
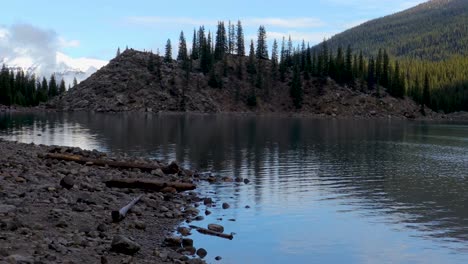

{"left": 1, "top": 112, "right": 468, "bottom": 264}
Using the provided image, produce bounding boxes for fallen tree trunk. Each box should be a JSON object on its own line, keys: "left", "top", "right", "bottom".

{"left": 112, "top": 194, "right": 144, "bottom": 222}
{"left": 105, "top": 178, "right": 196, "bottom": 192}
{"left": 189, "top": 225, "right": 234, "bottom": 240}
{"left": 42, "top": 153, "right": 178, "bottom": 174}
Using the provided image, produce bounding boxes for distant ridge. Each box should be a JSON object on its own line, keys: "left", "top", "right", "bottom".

{"left": 323, "top": 0, "right": 468, "bottom": 60}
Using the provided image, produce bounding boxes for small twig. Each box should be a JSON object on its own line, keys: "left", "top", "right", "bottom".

{"left": 112, "top": 194, "right": 144, "bottom": 222}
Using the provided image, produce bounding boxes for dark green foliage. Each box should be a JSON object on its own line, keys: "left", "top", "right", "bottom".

{"left": 59, "top": 79, "right": 66, "bottom": 94}
{"left": 256, "top": 26, "right": 268, "bottom": 60}
{"left": 164, "top": 39, "right": 172, "bottom": 62}
{"left": 191, "top": 29, "right": 199, "bottom": 60}
{"left": 177, "top": 31, "right": 188, "bottom": 61}
{"left": 271, "top": 39, "right": 278, "bottom": 80}
{"left": 116, "top": 47, "right": 121, "bottom": 57}
{"left": 0, "top": 65, "right": 62, "bottom": 106}
{"left": 367, "top": 57, "right": 375, "bottom": 90}
{"left": 247, "top": 40, "right": 256, "bottom": 75}
{"left": 325, "top": 0, "right": 468, "bottom": 61}
{"left": 214, "top": 22, "right": 227, "bottom": 61}
{"left": 236, "top": 21, "right": 245, "bottom": 56}
{"left": 48, "top": 74, "right": 58, "bottom": 98}
{"left": 73, "top": 77, "right": 78, "bottom": 87}
{"left": 290, "top": 65, "right": 303, "bottom": 109}
{"left": 208, "top": 68, "right": 222, "bottom": 88}
{"left": 423, "top": 71, "right": 431, "bottom": 107}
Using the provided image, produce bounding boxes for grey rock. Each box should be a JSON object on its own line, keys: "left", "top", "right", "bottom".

{"left": 215, "top": 256, "right": 222, "bottom": 261}
{"left": 60, "top": 175, "right": 75, "bottom": 189}
{"left": 194, "top": 215, "right": 204, "bottom": 221}
{"left": 243, "top": 178, "right": 250, "bottom": 184}
{"left": 205, "top": 209, "right": 211, "bottom": 216}
{"left": 97, "top": 223, "right": 108, "bottom": 232}
{"left": 134, "top": 221, "right": 146, "bottom": 230}
{"left": 111, "top": 235, "right": 141, "bottom": 255}
{"left": 222, "top": 203, "right": 230, "bottom": 209}
{"left": 7, "top": 254, "right": 34, "bottom": 264}
{"left": 0, "top": 204, "right": 16, "bottom": 214}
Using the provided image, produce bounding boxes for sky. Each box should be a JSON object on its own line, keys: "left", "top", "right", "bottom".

{"left": 0, "top": 0, "right": 426, "bottom": 65}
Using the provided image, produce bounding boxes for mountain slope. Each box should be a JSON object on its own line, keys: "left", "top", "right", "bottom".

{"left": 324, "top": 0, "right": 468, "bottom": 60}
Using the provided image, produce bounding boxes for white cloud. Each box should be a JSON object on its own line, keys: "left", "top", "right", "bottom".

{"left": 125, "top": 16, "right": 324, "bottom": 29}
{"left": 58, "top": 37, "right": 80, "bottom": 48}
{"left": 0, "top": 23, "right": 106, "bottom": 80}
{"left": 322, "top": 0, "right": 426, "bottom": 12}
{"left": 246, "top": 31, "right": 336, "bottom": 45}
{"left": 243, "top": 18, "right": 324, "bottom": 28}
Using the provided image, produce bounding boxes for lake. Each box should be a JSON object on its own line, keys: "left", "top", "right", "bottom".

{"left": 1, "top": 112, "right": 468, "bottom": 264}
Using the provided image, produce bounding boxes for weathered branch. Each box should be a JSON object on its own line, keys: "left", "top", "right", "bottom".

{"left": 105, "top": 178, "right": 196, "bottom": 192}
{"left": 112, "top": 194, "right": 144, "bottom": 222}
{"left": 42, "top": 153, "right": 179, "bottom": 174}
{"left": 189, "top": 225, "right": 234, "bottom": 240}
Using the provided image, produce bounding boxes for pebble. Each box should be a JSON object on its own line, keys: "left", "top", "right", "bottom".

{"left": 194, "top": 215, "right": 204, "bottom": 221}
{"left": 196, "top": 248, "right": 208, "bottom": 258}
{"left": 222, "top": 203, "right": 230, "bottom": 209}
{"left": 134, "top": 221, "right": 146, "bottom": 230}
{"left": 164, "top": 236, "right": 182, "bottom": 247}
{"left": 110, "top": 235, "right": 141, "bottom": 255}
{"left": 203, "top": 198, "right": 213, "bottom": 205}
{"left": 243, "top": 178, "right": 250, "bottom": 184}
{"left": 177, "top": 227, "right": 191, "bottom": 236}
{"left": 205, "top": 209, "right": 212, "bottom": 216}
{"left": 215, "top": 256, "right": 222, "bottom": 261}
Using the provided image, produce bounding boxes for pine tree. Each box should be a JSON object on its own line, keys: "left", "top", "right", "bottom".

{"left": 344, "top": 45, "right": 353, "bottom": 85}
{"left": 48, "top": 74, "right": 58, "bottom": 97}
{"left": 59, "top": 79, "right": 66, "bottom": 94}
{"left": 382, "top": 49, "right": 390, "bottom": 88}
{"left": 177, "top": 31, "right": 188, "bottom": 61}
{"left": 148, "top": 52, "right": 155, "bottom": 72}
{"left": 358, "top": 51, "right": 364, "bottom": 78}
{"left": 375, "top": 48, "right": 383, "bottom": 85}
{"left": 214, "top": 22, "right": 227, "bottom": 61}
{"left": 116, "top": 47, "right": 121, "bottom": 57}
{"left": 290, "top": 65, "right": 303, "bottom": 109}
{"left": 191, "top": 29, "right": 199, "bottom": 60}
{"left": 256, "top": 26, "right": 268, "bottom": 60}
{"left": 247, "top": 40, "right": 256, "bottom": 75}
{"left": 236, "top": 21, "right": 245, "bottom": 56}
{"left": 271, "top": 39, "right": 279, "bottom": 80}
{"left": 40, "top": 77, "right": 48, "bottom": 102}
{"left": 73, "top": 77, "right": 78, "bottom": 87}
{"left": 367, "top": 57, "right": 375, "bottom": 90}
{"left": 165, "top": 39, "right": 172, "bottom": 62}
{"left": 423, "top": 71, "right": 431, "bottom": 107}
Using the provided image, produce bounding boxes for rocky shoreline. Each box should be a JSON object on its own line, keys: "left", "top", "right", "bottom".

{"left": 0, "top": 139, "right": 228, "bottom": 264}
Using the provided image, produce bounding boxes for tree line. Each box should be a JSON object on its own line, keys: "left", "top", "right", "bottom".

{"left": 0, "top": 65, "right": 75, "bottom": 107}
{"left": 153, "top": 20, "right": 465, "bottom": 113}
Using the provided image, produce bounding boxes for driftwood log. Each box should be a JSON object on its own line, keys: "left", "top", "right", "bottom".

{"left": 105, "top": 178, "right": 196, "bottom": 192}
{"left": 42, "top": 153, "right": 180, "bottom": 174}
{"left": 189, "top": 225, "right": 234, "bottom": 240}
{"left": 112, "top": 194, "right": 144, "bottom": 222}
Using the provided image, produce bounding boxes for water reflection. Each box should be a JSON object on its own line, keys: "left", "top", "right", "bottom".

{"left": 1, "top": 112, "right": 468, "bottom": 263}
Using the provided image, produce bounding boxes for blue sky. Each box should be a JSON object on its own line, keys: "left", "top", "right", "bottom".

{"left": 1, "top": 0, "right": 426, "bottom": 61}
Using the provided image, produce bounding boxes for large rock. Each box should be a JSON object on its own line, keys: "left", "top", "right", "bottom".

{"left": 60, "top": 175, "right": 75, "bottom": 189}
{"left": 111, "top": 235, "right": 141, "bottom": 255}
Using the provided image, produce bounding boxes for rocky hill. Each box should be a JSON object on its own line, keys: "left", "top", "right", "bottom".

{"left": 51, "top": 49, "right": 434, "bottom": 119}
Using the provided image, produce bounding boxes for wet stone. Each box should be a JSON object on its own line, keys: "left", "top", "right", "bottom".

{"left": 222, "top": 203, "right": 230, "bottom": 209}
{"left": 208, "top": 224, "right": 224, "bottom": 233}
{"left": 196, "top": 248, "right": 208, "bottom": 258}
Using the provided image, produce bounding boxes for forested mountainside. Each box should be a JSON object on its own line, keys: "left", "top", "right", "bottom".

{"left": 324, "top": 0, "right": 468, "bottom": 61}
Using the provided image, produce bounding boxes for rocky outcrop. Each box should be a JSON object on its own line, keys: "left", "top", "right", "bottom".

{"left": 49, "top": 49, "right": 441, "bottom": 119}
